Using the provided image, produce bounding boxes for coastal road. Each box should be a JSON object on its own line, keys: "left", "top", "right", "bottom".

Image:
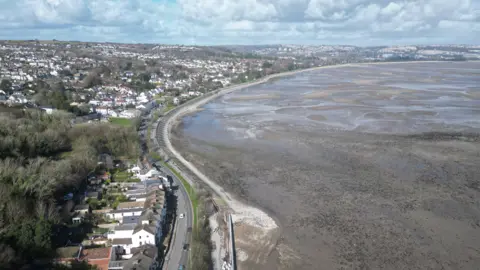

{"left": 152, "top": 118, "right": 193, "bottom": 270}
{"left": 161, "top": 163, "right": 193, "bottom": 270}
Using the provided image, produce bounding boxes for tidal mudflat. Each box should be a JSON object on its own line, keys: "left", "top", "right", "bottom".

{"left": 172, "top": 62, "right": 480, "bottom": 269}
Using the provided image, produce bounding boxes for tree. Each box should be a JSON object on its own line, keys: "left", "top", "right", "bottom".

{"left": 34, "top": 218, "right": 52, "bottom": 255}
{"left": 83, "top": 73, "right": 102, "bottom": 88}
{"left": 139, "top": 73, "right": 151, "bottom": 82}
{"left": 0, "top": 79, "right": 12, "bottom": 94}
{"left": 262, "top": 61, "right": 273, "bottom": 69}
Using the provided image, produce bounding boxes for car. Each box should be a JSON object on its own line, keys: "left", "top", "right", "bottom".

{"left": 179, "top": 213, "right": 185, "bottom": 218}
{"left": 178, "top": 265, "right": 185, "bottom": 270}
{"left": 183, "top": 244, "right": 189, "bottom": 251}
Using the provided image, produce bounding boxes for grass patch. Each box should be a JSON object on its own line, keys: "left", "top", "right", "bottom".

{"left": 109, "top": 117, "right": 132, "bottom": 126}
{"left": 163, "top": 103, "right": 176, "bottom": 113}
{"left": 93, "top": 227, "right": 109, "bottom": 234}
{"left": 112, "top": 170, "right": 140, "bottom": 182}
{"left": 162, "top": 162, "right": 198, "bottom": 225}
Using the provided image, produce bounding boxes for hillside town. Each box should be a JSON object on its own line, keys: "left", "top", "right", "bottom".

{"left": 1, "top": 41, "right": 478, "bottom": 119}
{"left": 1, "top": 40, "right": 479, "bottom": 270}
{"left": 53, "top": 153, "right": 173, "bottom": 270}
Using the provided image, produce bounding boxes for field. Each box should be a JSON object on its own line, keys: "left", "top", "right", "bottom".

{"left": 172, "top": 62, "right": 480, "bottom": 270}
{"left": 109, "top": 117, "right": 132, "bottom": 126}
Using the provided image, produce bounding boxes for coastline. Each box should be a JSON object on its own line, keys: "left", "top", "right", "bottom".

{"left": 161, "top": 60, "right": 478, "bottom": 269}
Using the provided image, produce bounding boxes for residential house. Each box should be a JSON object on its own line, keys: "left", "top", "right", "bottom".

{"left": 119, "top": 109, "right": 141, "bottom": 119}
{"left": 106, "top": 208, "right": 143, "bottom": 221}
{"left": 111, "top": 238, "right": 133, "bottom": 256}
{"left": 73, "top": 204, "right": 90, "bottom": 215}
{"left": 117, "top": 201, "right": 145, "bottom": 210}
{"left": 125, "top": 188, "right": 146, "bottom": 199}
{"left": 82, "top": 247, "right": 111, "bottom": 270}
{"left": 0, "top": 90, "right": 7, "bottom": 102}
{"left": 138, "top": 169, "right": 161, "bottom": 181}
{"left": 130, "top": 193, "right": 148, "bottom": 202}
{"left": 39, "top": 106, "right": 56, "bottom": 114}
{"left": 127, "top": 165, "right": 141, "bottom": 175}
{"left": 122, "top": 245, "right": 159, "bottom": 270}
{"left": 132, "top": 225, "right": 156, "bottom": 247}
{"left": 122, "top": 216, "right": 140, "bottom": 225}
{"left": 108, "top": 224, "right": 135, "bottom": 240}
{"left": 86, "top": 191, "right": 101, "bottom": 200}
{"left": 71, "top": 204, "right": 89, "bottom": 224}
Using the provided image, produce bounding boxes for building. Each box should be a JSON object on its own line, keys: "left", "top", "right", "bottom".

{"left": 132, "top": 224, "right": 156, "bottom": 247}
{"left": 82, "top": 247, "right": 111, "bottom": 270}
{"left": 106, "top": 208, "right": 144, "bottom": 221}
{"left": 117, "top": 201, "right": 145, "bottom": 210}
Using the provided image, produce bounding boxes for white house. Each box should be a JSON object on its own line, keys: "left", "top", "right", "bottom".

{"left": 119, "top": 109, "right": 141, "bottom": 119}
{"left": 107, "top": 224, "right": 134, "bottom": 240}
{"left": 138, "top": 169, "right": 161, "bottom": 181}
{"left": 130, "top": 194, "right": 148, "bottom": 202}
{"left": 112, "top": 238, "right": 133, "bottom": 255}
{"left": 125, "top": 189, "right": 146, "bottom": 199}
{"left": 127, "top": 165, "right": 141, "bottom": 175}
{"left": 132, "top": 225, "right": 156, "bottom": 247}
{"left": 40, "top": 107, "right": 56, "bottom": 114}
{"left": 106, "top": 208, "right": 144, "bottom": 221}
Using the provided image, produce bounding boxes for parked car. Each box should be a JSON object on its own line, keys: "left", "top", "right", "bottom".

{"left": 179, "top": 213, "right": 185, "bottom": 219}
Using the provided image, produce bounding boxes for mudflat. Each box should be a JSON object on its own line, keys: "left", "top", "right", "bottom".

{"left": 172, "top": 62, "right": 480, "bottom": 269}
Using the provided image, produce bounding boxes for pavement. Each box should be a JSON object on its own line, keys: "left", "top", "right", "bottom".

{"left": 161, "top": 163, "right": 193, "bottom": 270}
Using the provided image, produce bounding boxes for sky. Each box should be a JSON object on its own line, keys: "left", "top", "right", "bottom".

{"left": 0, "top": 0, "right": 478, "bottom": 46}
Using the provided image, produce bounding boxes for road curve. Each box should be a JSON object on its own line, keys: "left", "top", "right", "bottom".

{"left": 152, "top": 118, "right": 193, "bottom": 270}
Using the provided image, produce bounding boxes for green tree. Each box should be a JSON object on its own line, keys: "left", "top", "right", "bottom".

{"left": 139, "top": 73, "right": 151, "bottom": 82}
{"left": 0, "top": 79, "right": 12, "bottom": 94}
{"left": 14, "top": 220, "right": 35, "bottom": 253}
{"left": 34, "top": 218, "right": 52, "bottom": 257}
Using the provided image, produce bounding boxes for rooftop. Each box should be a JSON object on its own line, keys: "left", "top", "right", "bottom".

{"left": 112, "top": 238, "right": 132, "bottom": 245}
{"left": 114, "top": 224, "right": 136, "bottom": 231}
{"left": 117, "top": 201, "right": 145, "bottom": 209}
{"left": 110, "top": 207, "right": 144, "bottom": 214}
{"left": 133, "top": 224, "right": 156, "bottom": 235}
{"left": 122, "top": 216, "right": 140, "bottom": 225}
{"left": 82, "top": 247, "right": 111, "bottom": 260}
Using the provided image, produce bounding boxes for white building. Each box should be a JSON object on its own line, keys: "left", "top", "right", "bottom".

{"left": 112, "top": 238, "right": 133, "bottom": 255}
{"left": 106, "top": 208, "right": 144, "bottom": 221}
{"left": 119, "top": 109, "right": 141, "bottom": 119}
{"left": 132, "top": 225, "right": 156, "bottom": 247}
{"left": 138, "top": 169, "right": 161, "bottom": 181}
{"left": 108, "top": 224, "right": 134, "bottom": 240}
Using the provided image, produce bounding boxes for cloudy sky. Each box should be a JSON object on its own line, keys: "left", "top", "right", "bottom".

{"left": 0, "top": 0, "right": 478, "bottom": 46}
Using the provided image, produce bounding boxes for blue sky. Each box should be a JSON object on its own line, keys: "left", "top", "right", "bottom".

{"left": 0, "top": 0, "right": 478, "bottom": 46}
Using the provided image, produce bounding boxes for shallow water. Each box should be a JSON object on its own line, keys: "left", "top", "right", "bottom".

{"left": 183, "top": 61, "right": 480, "bottom": 138}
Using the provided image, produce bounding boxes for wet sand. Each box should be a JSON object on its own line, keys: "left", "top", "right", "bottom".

{"left": 172, "top": 61, "right": 480, "bottom": 269}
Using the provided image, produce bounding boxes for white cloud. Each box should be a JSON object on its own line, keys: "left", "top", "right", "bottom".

{"left": 0, "top": 0, "right": 478, "bottom": 45}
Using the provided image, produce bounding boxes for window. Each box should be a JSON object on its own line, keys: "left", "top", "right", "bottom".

{"left": 139, "top": 241, "right": 142, "bottom": 246}
{"left": 139, "top": 236, "right": 141, "bottom": 239}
